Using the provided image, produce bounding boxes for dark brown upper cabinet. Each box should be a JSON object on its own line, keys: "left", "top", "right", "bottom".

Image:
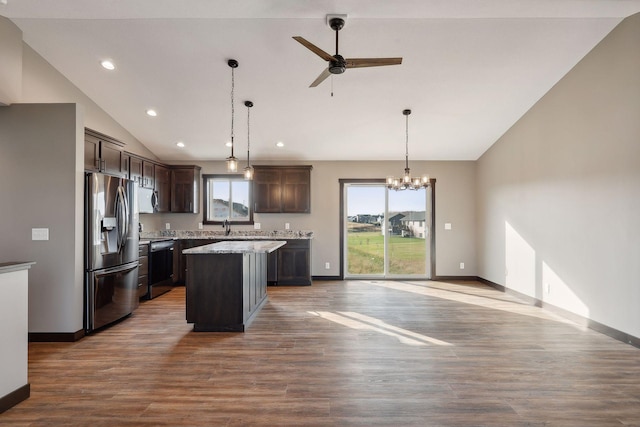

{"left": 171, "top": 165, "right": 201, "bottom": 213}
{"left": 253, "top": 165, "right": 312, "bottom": 213}
{"left": 84, "top": 128, "right": 127, "bottom": 178}
{"left": 154, "top": 164, "right": 171, "bottom": 213}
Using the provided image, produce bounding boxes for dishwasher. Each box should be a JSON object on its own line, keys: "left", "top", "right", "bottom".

{"left": 147, "top": 239, "right": 174, "bottom": 299}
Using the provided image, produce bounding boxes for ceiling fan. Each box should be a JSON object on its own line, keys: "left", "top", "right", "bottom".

{"left": 293, "top": 15, "right": 403, "bottom": 87}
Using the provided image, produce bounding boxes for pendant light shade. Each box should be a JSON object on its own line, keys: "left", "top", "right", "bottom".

{"left": 244, "top": 100, "right": 254, "bottom": 180}
{"left": 226, "top": 59, "right": 239, "bottom": 172}
{"left": 386, "top": 109, "right": 430, "bottom": 191}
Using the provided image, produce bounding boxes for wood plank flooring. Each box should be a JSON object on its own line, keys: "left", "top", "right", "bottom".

{"left": 3, "top": 280, "right": 640, "bottom": 426}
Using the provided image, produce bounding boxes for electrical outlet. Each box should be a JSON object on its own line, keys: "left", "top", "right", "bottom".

{"left": 165, "top": 223, "right": 170, "bottom": 230}
{"left": 285, "top": 223, "right": 290, "bottom": 230}
{"left": 460, "top": 262, "right": 465, "bottom": 270}
{"left": 254, "top": 223, "right": 261, "bottom": 230}
{"left": 445, "top": 223, "right": 452, "bottom": 230}
{"left": 198, "top": 222, "right": 203, "bottom": 230}
{"left": 325, "top": 262, "right": 330, "bottom": 270}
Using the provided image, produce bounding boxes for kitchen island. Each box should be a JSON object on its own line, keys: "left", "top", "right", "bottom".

{"left": 183, "top": 240, "right": 285, "bottom": 332}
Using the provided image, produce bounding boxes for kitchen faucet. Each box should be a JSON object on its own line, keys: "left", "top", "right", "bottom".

{"left": 223, "top": 219, "right": 231, "bottom": 236}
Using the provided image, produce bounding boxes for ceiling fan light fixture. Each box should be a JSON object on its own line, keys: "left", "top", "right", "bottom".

{"left": 387, "top": 109, "right": 430, "bottom": 191}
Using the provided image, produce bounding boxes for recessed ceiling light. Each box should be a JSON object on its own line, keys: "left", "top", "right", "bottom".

{"left": 176, "top": 142, "right": 185, "bottom": 148}
{"left": 225, "top": 141, "right": 232, "bottom": 147}
{"left": 146, "top": 109, "right": 157, "bottom": 117}
{"left": 100, "top": 60, "right": 115, "bottom": 70}
{"left": 276, "top": 141, "right": 285, "bottom": 148}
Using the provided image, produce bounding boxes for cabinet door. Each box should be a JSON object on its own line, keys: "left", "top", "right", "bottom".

{"left": 154, "top": 164, "right": 171, "bottom": 212}
{"left": 85, "top": 135, "right": 100, "bottom": 171}
{"left": 142, "top": 161, "right": 155, "bottom": 188}
{"left": 277, "top": 240, "right": 311, "bottom": 285}
{"left": 171, "top": 167, "right": 200, "bottom": 213}
{"left": 129, "top": 156, "right": 143, "bottom": 186}
{"left": 253, "top": 168, "right": 282, "bottom": 213}
{"left": 100, "top": 139, "right": 125, "bottom": 177}
{"left": 282, "top": 168, "right": 311, "bottom": 213}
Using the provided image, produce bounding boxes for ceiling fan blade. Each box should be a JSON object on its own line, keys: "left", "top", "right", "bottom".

{"left": 293, "top": 36, "right": 335, "bottom": 62}
{"left": 345, "top": 57, "right": 403, "bottom": 68}
{"left": 309, "top": 68, "right": 332, "bottom": 87}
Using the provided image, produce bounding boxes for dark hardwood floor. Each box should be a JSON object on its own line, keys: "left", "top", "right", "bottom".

{"left": 3, "top": 280, "right": 640, "bottom": 426}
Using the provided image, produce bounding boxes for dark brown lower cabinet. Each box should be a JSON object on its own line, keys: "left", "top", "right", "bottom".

{"left": 185, "top": 252, "right": 267, "bottom": 332}
{"left": 273, "top": 239, "right": 311, "bottom": 286}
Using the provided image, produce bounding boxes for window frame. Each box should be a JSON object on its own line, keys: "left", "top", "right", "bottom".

{"left": 202, "top": 174, "right": 254, "bottom": 225}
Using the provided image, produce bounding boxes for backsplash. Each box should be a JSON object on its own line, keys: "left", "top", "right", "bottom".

{"left": 141, "top": 230, "right": 314, "bottom": 240}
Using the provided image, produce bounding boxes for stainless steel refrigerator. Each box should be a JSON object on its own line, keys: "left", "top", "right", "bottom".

{"left": 85, "top": 172, "right": 139, "bottom": 333}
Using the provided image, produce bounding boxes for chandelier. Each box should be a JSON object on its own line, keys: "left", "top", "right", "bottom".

{"left": 386, "top": 109, "right": 430, "bottom": 190}
{"left": 226, "top": 59, "right": 239, "bottom": 172}
{"left": 243, "top": 100, "right": 254, "bottom": 180}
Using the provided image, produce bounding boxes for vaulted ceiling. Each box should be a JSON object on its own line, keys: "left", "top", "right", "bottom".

{"left": 3, "top": 1, "right": 640, "bottom": 162}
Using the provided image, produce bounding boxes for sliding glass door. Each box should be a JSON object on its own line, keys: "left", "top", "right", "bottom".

{"left": 344, "top": 182, "right": 431, "bottom": 279}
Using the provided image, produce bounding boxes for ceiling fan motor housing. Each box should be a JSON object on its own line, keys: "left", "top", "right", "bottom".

{"left": 329, "top": 54, "right": 346, "bottom": 74}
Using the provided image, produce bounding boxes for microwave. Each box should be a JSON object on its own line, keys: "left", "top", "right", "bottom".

{"left": 138, "top": 187, "right": 158, "bottom": 214}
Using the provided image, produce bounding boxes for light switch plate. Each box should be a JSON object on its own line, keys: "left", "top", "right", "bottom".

{"left": 285, "top": 223, "right": 290, "bottom": 230}
{"left": 32, "top": 228, "right": 49, "bottom": 241}
{"left": 165, "top": 223, "right": 170, "bottom": 230}
{"left": 445, "top": 223, "right": 452, "bottom": 230}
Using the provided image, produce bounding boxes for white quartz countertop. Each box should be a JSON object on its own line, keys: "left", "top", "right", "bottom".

{"left": 182, "top": 240, "right": 286, "bottom": 255}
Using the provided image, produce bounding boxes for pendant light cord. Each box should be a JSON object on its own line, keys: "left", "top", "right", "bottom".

{"left": 405, "top": 113, "right": 409, "bottom": 170}
{"left": 230, "top": 66, "right": 235, "bottom": 157}
{"left": 246, "top": 103, "right": 250, "bottom": 164}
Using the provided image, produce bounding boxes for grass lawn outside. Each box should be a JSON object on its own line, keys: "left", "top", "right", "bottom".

{"left": 347, "top": 228, "right": 427, "bottom": 275}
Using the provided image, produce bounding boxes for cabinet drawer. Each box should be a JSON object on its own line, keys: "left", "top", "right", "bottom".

{"left": 138, "top": 255, "right": 148, "bottom": 275}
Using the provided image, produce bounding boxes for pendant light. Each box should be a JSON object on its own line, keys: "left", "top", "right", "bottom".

{"left": 386, "top": 109, "right": 430, "bottom": 191}
{"left": 226, "top": 59, "right": 239, "bottom": 172}
{"left": 243, "top": 100, "right": 254, "bottom": 180}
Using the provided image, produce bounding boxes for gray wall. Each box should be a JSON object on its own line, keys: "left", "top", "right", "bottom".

{"left": 0, "top": 16, "right": 22, "bottom": 105}
{"left": 476, "top": 13, "right": 640, "bottom": 338}
{"left": 0, "top": 103, "right": 84, "bottom": 333}
{"left": 20, "top": 43, "right": 156, "bottom": 160}
{"left": 148, "top": 159, "right": 477, "bottom": 278}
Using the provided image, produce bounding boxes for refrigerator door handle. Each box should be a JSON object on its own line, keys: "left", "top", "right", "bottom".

{"left": 96, "top": 261, "right": 139, "bottom": 276}
{"left": 115, "top": 185, "right": 128, "bottom": 252}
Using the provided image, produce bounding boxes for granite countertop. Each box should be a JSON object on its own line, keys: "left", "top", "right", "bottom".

{"left": 0, "top": 262, "right": 36, "bottom": 274}
{"left": 182, "top": 240, "right": 286, "bottom": 255}
{"left": 141, "top": 230, "right": 313, "bottom": 240}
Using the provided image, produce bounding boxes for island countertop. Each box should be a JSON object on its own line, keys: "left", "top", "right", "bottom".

{"left": 182, "top": 240, "right": 286, "bottom": 255}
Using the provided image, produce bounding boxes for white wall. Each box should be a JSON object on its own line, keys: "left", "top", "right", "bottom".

{"left": 0, "top": 103, "right": 85, "bottom": 333}
{"left": 476, "top": 13, "right": 640, "bottom": 338}
{"left": 148, "top": 159, "right": 477, "bottom": 278}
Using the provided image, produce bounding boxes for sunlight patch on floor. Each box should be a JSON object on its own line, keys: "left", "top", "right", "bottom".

{"left": 365, "top": 280, "right": 585, "bottom": 329}
{"left": 308, "top": 310, "right": 453, "bottom": 347}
